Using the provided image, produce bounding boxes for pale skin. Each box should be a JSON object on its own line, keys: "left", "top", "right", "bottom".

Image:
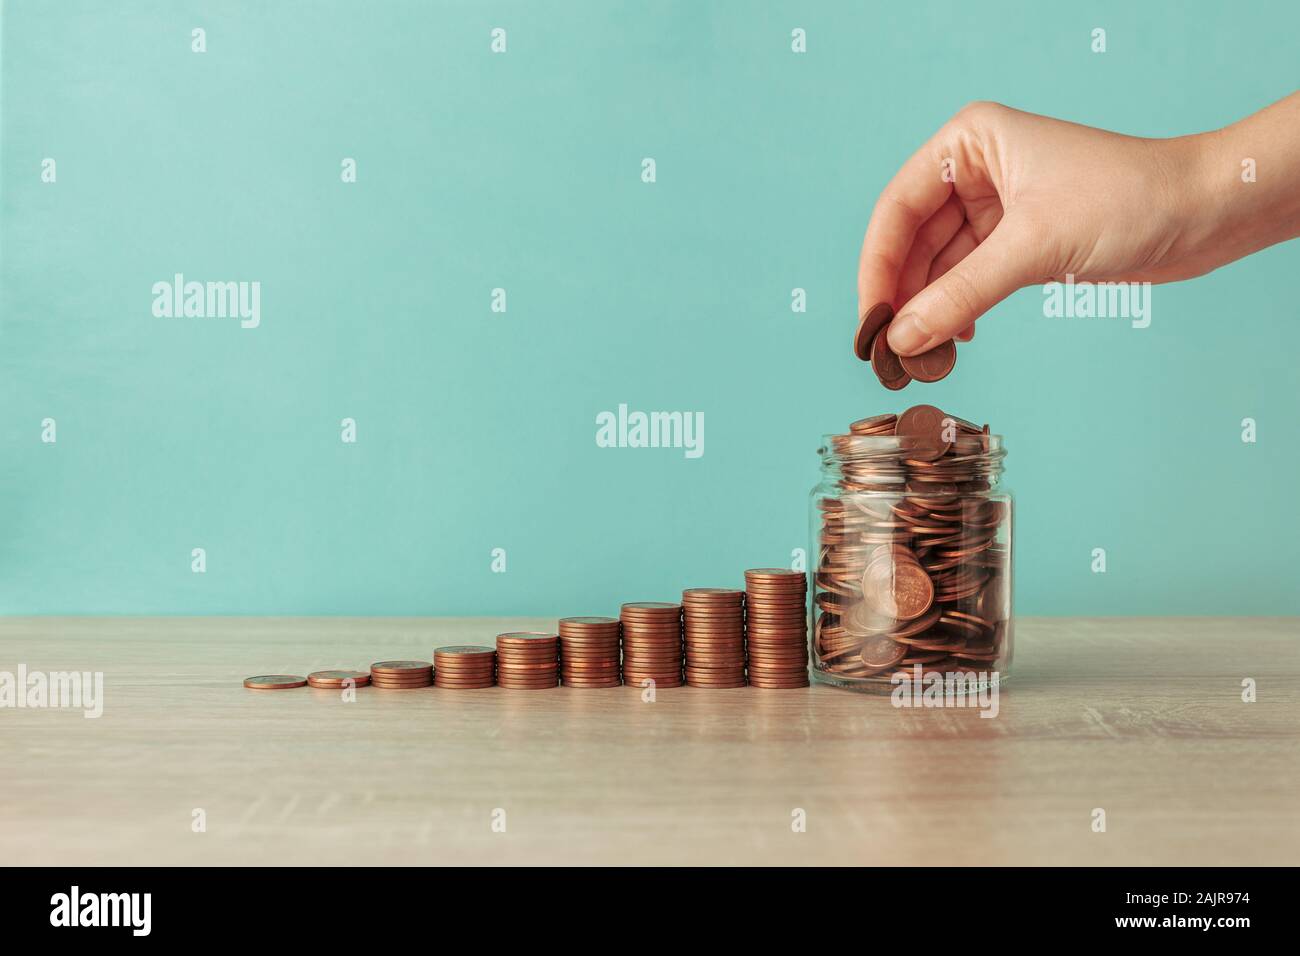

{"left": 858, "top": 92, "right": 1300, "bottom": 356}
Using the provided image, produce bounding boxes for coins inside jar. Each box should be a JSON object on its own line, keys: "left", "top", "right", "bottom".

{"left": 814, "top": 404, "right": 1010, "bottom": 687}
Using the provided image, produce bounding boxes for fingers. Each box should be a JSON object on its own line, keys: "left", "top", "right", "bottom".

{"left": 926, "top": 222, "right": 980, "bottom": 285}
{"left": 887, "top": 216, "right": 1038, "bottom": 355}
{"left": 857, "top": 140, "right": 956, "bottom": 316}
{"left": 895, "top": 195, "right": 967, "bottom": 307}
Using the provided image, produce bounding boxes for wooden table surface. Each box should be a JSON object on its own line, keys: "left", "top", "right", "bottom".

{"left": 1, "top": 616, "right": 1296, "bottom": 866}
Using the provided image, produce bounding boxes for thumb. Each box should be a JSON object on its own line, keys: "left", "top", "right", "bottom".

{"left": 886, "top": 217, "right": 1040, "bottom": 355}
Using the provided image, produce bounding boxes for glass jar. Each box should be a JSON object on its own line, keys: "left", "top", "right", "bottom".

{"left": 809, "top": 412, "right": 1012, "bottom": 693}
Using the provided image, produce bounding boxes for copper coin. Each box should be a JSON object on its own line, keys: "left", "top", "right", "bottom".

{"left": 744, "top": 568, "right": 807, "bottom": 582}
{"left": 870, "top": 329, "right": 912, "bottom": 391}
{"left": 370, "top": 673, "right": 434, "bottom": 683}
{"left": 307, "top": 670, "right": 369, "bottom": 684}
{"left": 859, "top": 635, "right": 908, "bottom": 671}
{"left": 433, "top": 674, "right": 496, "bottom": 683}
{"left": 899, "top": 338, "right": 957, "bottom": 383}
{"left": 863, "top": 558, "right": 935, "bottom": 621}
{"left": 243, "top": 675, "right": 307, "bottom": 690}
{"left": 854, "top": 301, "right": 894, "bottom": 361}
{"left": 895, "top": 404, "right": 952, "bottom": 461}
{"left": 682, "top": 588, "right": 744, "bottom": 602}
{"left": 434, "top": 645, "right": 495, "bottom": 658}
{"left": 559, "top": 616, "right": 619, "bottom": 627}
{"left": 850, "top": 413, "right": 898, "bottom": 434}
{"left": 496, "top": 631, "right": 558, "bottom": 645}
{"left": 434, "top": 657, "right": 496, "bottom": 667}
{"left": 620, "top": 603, "right": 681, "bottom": 618}
{"left": 686, "top": 679, "right": 747, "bottom": 688}
{"left": 370, "top": 660, "right": 432, "bottom": 674}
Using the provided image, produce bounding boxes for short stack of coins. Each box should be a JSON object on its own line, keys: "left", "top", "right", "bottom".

{"left": 558, "top": 617, "right": 622, "bottom": 688}
{"left": 495, "top": 632, "right": 559, "bottom": 689}
{"left": 619, "top": 602, "right": 684, "bottom": 688}
{"left": 682, "top": 588, "right": 746, "bottom": 688}
{"left": 743, "top": 569, "right": 810, "bottom": 688}
{"left": 369, "top": 660, "right": 433, "bottom": 689}
{"left": 307, "top": 669, "right": 370, "bottom": 689}
{"left": 433, "top": 646, "right": 496, "bottom": 689}
{"left": 814, "top": 404, "right": 1010, "bottom": 686}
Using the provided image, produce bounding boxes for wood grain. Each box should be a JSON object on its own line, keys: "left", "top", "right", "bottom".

{"left": 1, "top": 616, "right": 1297, "bottom": 865}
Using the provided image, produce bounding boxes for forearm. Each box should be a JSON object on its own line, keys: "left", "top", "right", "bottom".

{"left": 1193, "top": 92, "right": 1300, "bottom": 268}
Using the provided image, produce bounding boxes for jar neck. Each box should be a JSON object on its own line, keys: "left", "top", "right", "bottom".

{"left": 818, "top": 431, "right": 1006, "bottom": 493}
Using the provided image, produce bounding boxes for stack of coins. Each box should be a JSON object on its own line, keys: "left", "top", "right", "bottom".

{"left": 369, "top": 660, "right": 433, "bottom": 689}
{"left": 619, "top": 602, "right": 683, "bottom": 688}
{"left": 743, "top": 569, "right": 810, "bottom": 688}
{"left": 433, "top": 646, "right": 496, "bottom": 689}
{"left": 682, "top": 588, "right": 746, "bottom": 688}
{"left": 558, "top": 617, "right": 622, "bottom": 688}
{"left": 495, "top": 632, "right": 559, "bottom": 689}
{"left": 814, "top": 404, "right": 1010, "bottom": 685}
{"left": 307, "top": 670, "right": 370, "bottom": 689}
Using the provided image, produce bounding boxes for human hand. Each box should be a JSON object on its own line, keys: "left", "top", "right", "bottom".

{"left": 857, "top": 94, "right": 1300, "bottom": 357}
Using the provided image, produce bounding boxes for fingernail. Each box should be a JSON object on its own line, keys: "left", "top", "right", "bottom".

{"left": 887, "top": 313, "right": 932, "bottom": 355}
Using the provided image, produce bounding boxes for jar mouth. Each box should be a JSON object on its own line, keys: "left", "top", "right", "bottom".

{"left": 818, "top": 432, "right": 1006, "bottom": 488}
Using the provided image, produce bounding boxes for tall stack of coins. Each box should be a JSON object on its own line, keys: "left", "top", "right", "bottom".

{"left": 495, "top": 632, "right": 559, "bottom": 689}
{"left": 369, "top": 660, "right": 433, "bottom": 689}
{"left": 743, "top": 569, "right": 810, "bottom": 688}
{"left": 619, "top": 602, "right": 683, "bottom": 688}
{"left": 307, "top": 669, "right": 370, "bottom": 689}
{"left": 433, "top": 646, "right": 496, "bottom": 689}
{"left": 558, "top": 617, "right": 622, "bottom": 688}
{"left": 682, "top": 588, "right": 746, "bottom": 688}
{"left": 814, "top": 405, "right": 1010, "bottom": 687}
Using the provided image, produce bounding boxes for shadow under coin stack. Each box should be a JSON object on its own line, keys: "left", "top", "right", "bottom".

{"left": 369, "top": 660, "right": 433, "bottom": 689}
{"left": 813, "top": 406, "right": 1010, "bottom": 686}
{"left": 743, "top": 569, "right": 810, "bottom": 688}
{"left": 619, "top": 602, "right": 684, "bottom": 688}
{"left": 682, "top": 588, "right": 746, "bottom": 688}
{"left": 433, "top": 646, "right": 496, "bottom": 689}
{"left": 495, "top": 632, "right": 559, "bottom": 689}
{"left": 558, "top": 617, "right": 622, "bottom": 688}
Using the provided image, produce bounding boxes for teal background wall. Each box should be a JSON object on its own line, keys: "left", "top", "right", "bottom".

{"left": 2, "top": 0, "right": 1297, "bottom": 616}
